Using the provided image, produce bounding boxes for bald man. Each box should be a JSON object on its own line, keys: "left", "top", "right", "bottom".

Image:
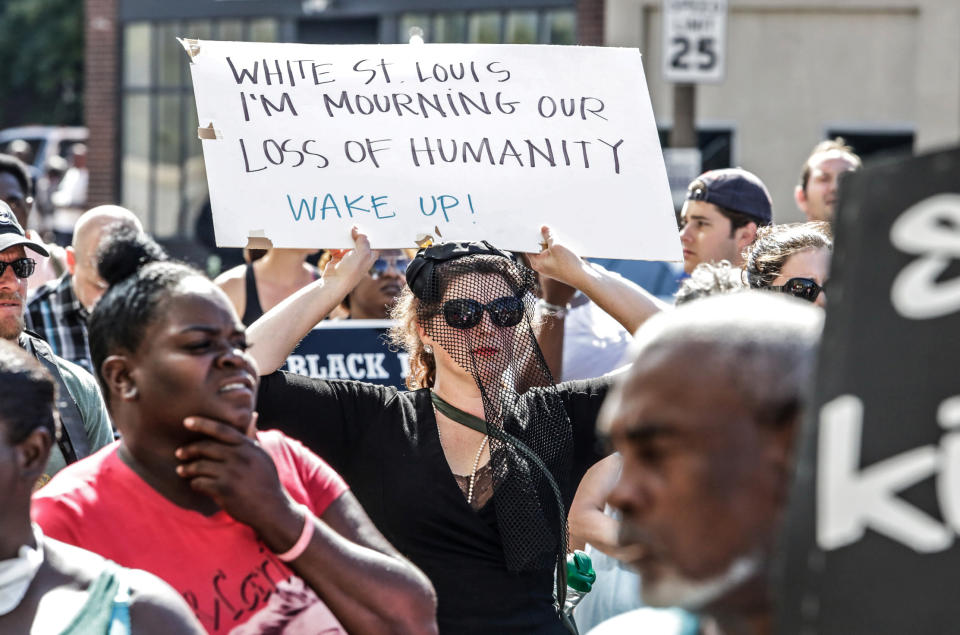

{"left": 25, "top": 206, "right": 143, "bottom": 373}
{"left": 590, "top": 292, "right": 821, "bottom": 635}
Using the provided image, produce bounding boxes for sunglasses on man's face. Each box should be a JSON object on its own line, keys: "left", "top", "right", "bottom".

{"left": 442, "top": 296, "right": 525, "bottom": 330}
{"left": 0, "top": 257, "right": 36, "bottom": 279}
{"left": 770, "top": 277, "right": 825, "bottom": 303}
{"left": 369, "top": 257, "right": 411, "bottom": 279}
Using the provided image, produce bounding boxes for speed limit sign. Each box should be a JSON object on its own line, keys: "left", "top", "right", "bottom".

{"left": 662, "top": 0, "right": 727, "bottom": 83}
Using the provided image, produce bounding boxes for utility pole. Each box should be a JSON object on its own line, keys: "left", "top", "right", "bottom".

{"left": 670, "top": 83, "right": 697, "bottom": 148}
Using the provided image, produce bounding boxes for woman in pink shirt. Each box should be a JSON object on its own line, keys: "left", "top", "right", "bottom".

{"left": 33, "top": 234, "right": 436, "bottom": 634}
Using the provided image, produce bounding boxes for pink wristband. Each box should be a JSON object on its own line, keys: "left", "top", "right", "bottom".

{"left": 276, "top": 504, "right": 314, "bottom": 562}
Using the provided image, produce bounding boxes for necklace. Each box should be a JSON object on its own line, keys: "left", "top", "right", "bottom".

{"left": 434, "top": 403, "right": 489, "bottom": 504}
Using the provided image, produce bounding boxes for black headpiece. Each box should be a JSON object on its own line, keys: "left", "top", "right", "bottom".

{"left": 406, "top": 240, "right": 519, "bottom": 303}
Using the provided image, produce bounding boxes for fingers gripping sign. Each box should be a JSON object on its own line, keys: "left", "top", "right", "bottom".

{"left": 527, "top": 225, "right": 591, "bottom": 288}
{"left": 322, "top": 226, "right": 377, "bottom": 287}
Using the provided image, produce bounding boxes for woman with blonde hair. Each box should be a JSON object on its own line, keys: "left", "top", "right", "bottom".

{"left": 249, "top": 228, "right": 655, "bottom": 634}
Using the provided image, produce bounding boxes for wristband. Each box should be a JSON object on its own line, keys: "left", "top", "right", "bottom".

{"left": 276, "top": 503, "right": 314, "bottom": 562}
{"left": 537, "top": 298, "right": 570, "bottom": 319}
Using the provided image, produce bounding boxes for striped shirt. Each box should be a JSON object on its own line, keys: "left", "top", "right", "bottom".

{"left": 25, "top": 274, "right": 93, "bottom": 374}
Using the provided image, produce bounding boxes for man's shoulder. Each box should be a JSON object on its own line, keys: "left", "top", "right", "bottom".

{"left": 34, "top": 443, "right": 121, "bottom": 502}
{"left": 213, "top": 263, "right": 248, "bottom": 288}
{"left": 43, "top": 537, "right": 205, "bottom": 634}
{"left": 27, "top": 273, "right": 72, "bottom": 308}
{"left": 50, "top": 353, "right": 99, "bottom": 392}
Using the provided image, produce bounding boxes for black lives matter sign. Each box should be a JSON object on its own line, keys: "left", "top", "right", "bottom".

{"left": 776, "top": 147, "right": 960, "bottom": 633}
{"left": 280, "top": 320, "right": 408, "bottom": 389}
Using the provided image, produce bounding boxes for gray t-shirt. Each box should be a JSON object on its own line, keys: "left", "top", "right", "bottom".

{"left": 41, "top": 355, "right": 114, "bottom": 480}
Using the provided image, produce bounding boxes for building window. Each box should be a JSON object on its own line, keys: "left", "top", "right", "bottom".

{"left": 824, "top": 129, "right": 914, "bottom": 161}
{"left": 398, "top": 8, "right": 576, "bottom": 45}
{"left": 658, "top": 128, "right": 734, "bottom": 172}
{"left": 120, "top": 18, "right": 280, "bottom": 239}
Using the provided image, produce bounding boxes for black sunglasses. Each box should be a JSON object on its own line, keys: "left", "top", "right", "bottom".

{"left": 770, "top": 277, "right": 825, "bottom": 303}
{"left": 442, "top": 296, "right": 525, "bottom": 330}
{"left": 0, "top": 257, "right": 36, "bottom": 279}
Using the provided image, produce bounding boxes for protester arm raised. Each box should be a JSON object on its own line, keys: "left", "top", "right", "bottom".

{"left": 246, "top": 227, "right": 375, "bottom": 375}
{"left": 528, "top": 226, "right": 670, "bottom": 335}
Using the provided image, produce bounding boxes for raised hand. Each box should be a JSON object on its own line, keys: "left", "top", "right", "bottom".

{"left": 527, "top": 225, "right": 592, "bottom": 289}
{"left": 322, "top": 226, "right": 377, "bottom": 293}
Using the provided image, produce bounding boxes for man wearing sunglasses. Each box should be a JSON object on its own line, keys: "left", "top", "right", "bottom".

{"left": 0, "top": 153, "right": 67, "bottom": 292}
{"left": 679, "top": 168, "right": 773, "bottom": 275}
{"left": 342, "top": 249, "right": 412, "bottom": 319}
{"left": 25, "top": 205, "right": 143, "bottom": 374}
{"left": 0, "top": 201, "right": 113, "bottom": 482}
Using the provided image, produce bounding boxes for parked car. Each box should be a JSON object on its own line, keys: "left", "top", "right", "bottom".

{"left": 0, "top": 125, "right": 88, "bottom": 177}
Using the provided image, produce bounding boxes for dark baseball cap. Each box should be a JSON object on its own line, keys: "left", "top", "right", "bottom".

{"left": 686, "top": 168, "right": 773, "bottom": 226}
{"left": 0, "top": 200, "right": 49, "bottom": 256}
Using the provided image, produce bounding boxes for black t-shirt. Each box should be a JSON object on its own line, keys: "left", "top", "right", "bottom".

{"left": 256, "top": 372, "right": 611, "bottom": 634}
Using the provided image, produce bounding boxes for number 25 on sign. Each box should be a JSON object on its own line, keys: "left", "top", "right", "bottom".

{"left": 668, "top": 36, "right": 717, "bottom": 73}
{"left": 662, "top": 0, "right": 728, "bottom": 84}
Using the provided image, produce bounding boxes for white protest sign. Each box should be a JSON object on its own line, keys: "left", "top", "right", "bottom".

{"left": 662, "top": 0, "right": 727, "bottom": 83}
{"left": 183, "top": 40, "right": 680, "bottom": 260}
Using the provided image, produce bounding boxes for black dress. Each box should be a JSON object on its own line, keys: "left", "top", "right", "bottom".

{"left": 256, "top": 371, "right": 611, "bottom": 634}
{"left": 241, "top": 263, "right": 265, "bottom": 327}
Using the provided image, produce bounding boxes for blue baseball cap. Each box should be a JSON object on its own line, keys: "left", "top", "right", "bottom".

{"left": 686, "top": 168, "right": 773, "bottom": 226}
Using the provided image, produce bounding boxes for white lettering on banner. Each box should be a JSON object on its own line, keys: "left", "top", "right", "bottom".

{"left": 362, "top": 353, "right": 389, "bottom": 379}
{"left": 346, "top": 353, "right": 365, "bottom": 379}
{"left": 284, "top": 352, "right": 391, "bottom": 380}
{"left": 817, "top": 394, "right": 960, "bottom": 553}
{"left": 890, "top": 194, "right": 960, "bottom": 319}
{"left": 396, "top": 352, "right": 410, "bottom": 379}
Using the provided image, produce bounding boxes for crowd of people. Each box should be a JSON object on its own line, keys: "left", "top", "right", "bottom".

{"left": 0, "top": 137, "right": 860, "bottom": 634}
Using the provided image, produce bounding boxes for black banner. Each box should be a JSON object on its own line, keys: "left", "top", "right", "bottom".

{"left": 279, "top": 319, "right": 408, "bottom": 389}
{"left": 776, "top": 147, "right": 960, "bottom": 633}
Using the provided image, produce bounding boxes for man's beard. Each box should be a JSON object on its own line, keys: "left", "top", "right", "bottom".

{"left": 0, "top": 292, "right": 24, "bottom": 341}
{"left": 640, "top": 550, "right": 763, "bottom": 612}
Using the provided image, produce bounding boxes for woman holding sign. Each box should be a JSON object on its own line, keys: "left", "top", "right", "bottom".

{"left": 251, "top": 227, "right": 660, "bottom": 634}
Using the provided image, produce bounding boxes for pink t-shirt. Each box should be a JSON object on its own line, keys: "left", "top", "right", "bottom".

{"left": 33, "top": 431, "right": 349, "bottom": 634}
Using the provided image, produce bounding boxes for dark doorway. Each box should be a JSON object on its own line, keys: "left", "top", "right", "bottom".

{"left": 659, "top": 128, "right": 734, "bottom": 171}
{"left": 825, "top": 129, "right": 914, "bottom": 163}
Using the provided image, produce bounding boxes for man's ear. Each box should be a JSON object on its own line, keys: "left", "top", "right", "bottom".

{"left": 17, "top": 428, "right": 53, "bottom": 484}
{"left": 735, "top": 221, "right": 759, "bottom": 252}
{"left": 794, "top": 185, "right": 809, "bottom": 214}
{"left": 101, "top": 354, "right": 138, "bottom": 401}
{"left": 65, "top": 245, "right": 77, "bottom": 275}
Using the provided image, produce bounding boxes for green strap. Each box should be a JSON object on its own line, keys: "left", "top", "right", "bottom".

{"left": 59, "top": 563, "right": 125, "bottom": 635}
{"left": 431, "top": 391, "right": 488, "bottom": 434}
{"left": 430, "top": 391, "right": 572, "bottom": 624}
